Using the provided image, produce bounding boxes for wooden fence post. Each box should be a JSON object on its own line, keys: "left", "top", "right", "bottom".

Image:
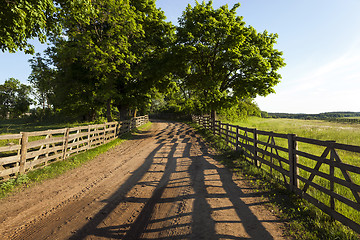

{"left": 253, "top": 129, "right": 258, "bottom": 166}
{"left": 236, "top": 126, "right": 240, "bottom": 151}
{"left": 103, "top": 124, "right": 106, "bottom": 144}
{"left": 329, "top": 141, "right": 336, "bottom": 212}
{"left": 63, "top": 128, "right": 70, "bottom": 160}
{"left": 225, "top": 124, "right": 229, "bottom": 143}
{"left": 19, "top": 132, "right": 28, "bottom": 175}
{"left": 288, "top": 134, "right": 299, "bottom": 191}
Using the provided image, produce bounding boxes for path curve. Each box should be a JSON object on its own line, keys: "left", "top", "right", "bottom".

{"left": 0, "top": 121, "right": 289, "bottom": 239}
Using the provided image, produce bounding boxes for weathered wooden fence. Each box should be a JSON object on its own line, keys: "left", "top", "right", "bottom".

{"left": 193, "top": 115, "right": 360, "bottom": 234}
{"left": 0, "top": 115, "right": 149, "bottom": 181}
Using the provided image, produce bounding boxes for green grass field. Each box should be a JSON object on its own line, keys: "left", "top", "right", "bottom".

{"left": 223, "top": 117, "right": 360, "bottom": 233}
{"left": 230, "top": 117, "right": 360, "bottom": 146}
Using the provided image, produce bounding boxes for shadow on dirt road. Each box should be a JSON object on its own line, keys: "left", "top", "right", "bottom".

{"left": 69, "top": 121, "right": 286, "bottom": 239}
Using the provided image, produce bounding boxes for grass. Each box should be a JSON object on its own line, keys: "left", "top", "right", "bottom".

{"left": 191, "top": 122, "right": 359, "bottom": 239}
{"left": 229, "top": 117, "right": 360, "bottom": 146}
{"left": 225, "top": 117, "right": 360, "bottom": 226}
{"left": 0, "top": 118, "right": 99, "bottom": 135}
{"left": 0, "top": 121, "right": 152, "bottom": 199}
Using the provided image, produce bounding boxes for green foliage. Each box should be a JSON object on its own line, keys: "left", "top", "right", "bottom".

{"left": 28, "top": 53, "right": 55, "bottom": 111}
{"left": 218, "top": 99, "right": 261, "bottom": 121}
{"left": 0, "top": 78, "right": 32, "bottom": 119}
{"left": 0, "top": 0, "right": 56, "bottom": 53}
{"left": 45, "top": 0, "right": 174, "bottom": 121}
{"left": 172, "top": 1, "right": 285, "bottom": 114}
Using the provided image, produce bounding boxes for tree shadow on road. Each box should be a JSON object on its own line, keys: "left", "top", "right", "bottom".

{"left": 69, "top": 122, "right": 286, "bottom": 239}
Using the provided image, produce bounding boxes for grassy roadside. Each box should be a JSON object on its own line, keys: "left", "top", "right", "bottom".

{"left": 190, "top": 122, "right": 359, "bottom": 240}
{"left": 0, "top": 121, "right": 152, "bottom": 199}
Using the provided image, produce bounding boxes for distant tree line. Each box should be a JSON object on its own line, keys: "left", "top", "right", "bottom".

{"left": 1, "top": 0, "right": 285, "bottom": 122}
{"left": 266, "top": 112, "right": 360, "bottom": 122}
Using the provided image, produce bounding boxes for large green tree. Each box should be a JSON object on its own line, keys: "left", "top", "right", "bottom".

{"left": 49, "top": 0, "right": 174, "bottom": 121}
{"left": 0, "top": 78, "right": 32, "bottom": 118}
{"left": 49, "top": 0, "right": 142, "bottom": 121}
{"left": 174, "top": 1, "right": 285, "bottom": 119}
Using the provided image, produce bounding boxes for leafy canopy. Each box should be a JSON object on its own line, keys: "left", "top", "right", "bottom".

{"left": 174, "top": 1, "right": 285, "bottom": 114}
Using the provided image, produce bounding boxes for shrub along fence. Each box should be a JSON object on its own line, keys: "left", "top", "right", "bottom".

{"left": 0, "top": 115, "right": 149, "bottom": 181}
{"left": 193, "top": 115, "right": 360, "bottom": 234}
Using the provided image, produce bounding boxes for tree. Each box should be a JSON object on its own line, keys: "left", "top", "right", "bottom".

{"left": 0, "top": 78, "right": 32, "bottom": 118}
{"left": 28, "top": 53, "right": 55, "bottom": 111}
{"left": 113, "top": 0, "right": 175, "bottom": 119}
{"left": 174, "top": 1, "right": 285, "bottom": 120}
{"left": 48, "top": 0, "right": 174, "bottom": 121}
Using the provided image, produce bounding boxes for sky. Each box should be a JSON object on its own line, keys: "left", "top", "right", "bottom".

{"left": 1, "top": 0, "right": 360, "bottom": 114}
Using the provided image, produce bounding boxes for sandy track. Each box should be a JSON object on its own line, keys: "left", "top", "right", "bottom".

{"left": 0, "top": 121, "right": 289, "bottom": 239}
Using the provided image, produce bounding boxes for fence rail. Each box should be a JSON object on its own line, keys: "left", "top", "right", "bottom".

{"left": 193, "top": 115, "right": 360, "bottom": 234}
{"left": 0, "top": 115, "right": 149, "bottom": 181}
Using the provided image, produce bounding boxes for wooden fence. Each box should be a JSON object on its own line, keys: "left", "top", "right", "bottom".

{"left": 193, "top": 115, "right": 360, "bottom": 234}
{"left": 0, "top": 115, "right": 149, "bottom": 181}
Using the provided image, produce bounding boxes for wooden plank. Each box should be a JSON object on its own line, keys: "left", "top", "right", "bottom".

{"left": 0, "top": 134, "right": 22, "bottom": 140}
{"left": 0, "top": 166, "right": 20, "bottom": 178}
{"left": 68, "top": 132, "right": 89, "bottom": 141}
{"left": 256, "top": 130, "right": 288, "bottom": 138}
{"left": 68, "top": 125, "right": 89, "bottom": 131}
{"left": 295, "top": 136, "right": 331, "bottom": 147}
{"left": 28, "top": 128, "right": 66, "bottom": 137}
{"left": 297, "top": 162, "right": 360, "bottom": 193}
{"left": 334, "top": 142, "right": 360, "bottom": 153}
{"left": 25, "top": 153, "right": 63, "bottom": 169}
{"left": 26, "top": 145, "right": 64, "bottom": 159}
{"left": 256, "top": 147, "right": 289, "bottom": 164}
{"left": 333, "top": 150, "right": 360, "bottom": 204}
{"left": 237, "top": 134, "right": 253, "bottom": 142}
{"left": 256, "top": 138, "right": 288, "bottom": 153}
{"left": 330, "top": 161, "right": 360, "bottom": 174}
{"left": 296, "top": 149, "right": 329, "bottom": 162}
{"left": 294, "top": 188, "right": 360, "bottom": 234}
{"left": 255, "top": 155, "right": 290, "bottom": 176}
{"left": 0, "top": 155, "right": 20, "bottom": 165}
{"left": 67, "top": 139, "right": 89, "bottom": 148}
{"left": 27, "top": 137, "right": 65, "bottom": 149}
{"left": 0, "top": 144, "right": 21, "bottom": 152}
{"left": 297, "top": 175, "right": 360, "bottom": 211}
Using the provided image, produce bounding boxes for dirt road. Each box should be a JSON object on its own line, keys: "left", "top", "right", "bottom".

{"left": 0, "top": 121, "right": 289, "bottom": 239}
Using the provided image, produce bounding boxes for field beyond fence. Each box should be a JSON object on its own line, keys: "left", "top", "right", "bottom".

{"left": 0, "top": 115, "right": 149, "bottom": 181}
{"left": 193, "top": 115, "right": 360, "bottom": 234}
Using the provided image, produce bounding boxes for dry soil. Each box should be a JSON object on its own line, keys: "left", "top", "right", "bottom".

{"left": 0, "top": 121, "right": 290, "bottom": 239}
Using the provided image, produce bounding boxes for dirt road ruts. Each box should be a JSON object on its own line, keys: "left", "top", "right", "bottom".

{"left": 0, "top": 121, "right": 289, "bottom": 239}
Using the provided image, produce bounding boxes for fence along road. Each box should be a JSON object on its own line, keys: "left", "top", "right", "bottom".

{"left": 0, "top": 115, "right": 149, "bottom": 181}
{"left": 193, "top": 115, "right": 360, "bottom": 234}
{"left": 0, "top": 120, "right": 288, "bottom": 239}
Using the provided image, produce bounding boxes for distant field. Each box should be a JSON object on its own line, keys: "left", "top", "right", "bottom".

{"left": 229, "top": 117, "right": 360, "bottom": 146}
{"left": 0, "top": 120, "right": 95, "bottom": 148}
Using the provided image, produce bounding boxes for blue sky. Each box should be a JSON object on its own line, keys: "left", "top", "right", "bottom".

{"left": 1, "top": 0, "right": 360, "bottom": 114}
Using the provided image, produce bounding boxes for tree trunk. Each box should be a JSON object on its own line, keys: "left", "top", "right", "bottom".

{"left": 117, "top": 104, "right": 129, "bottom": 120}
{"left": 106, "top": 99, "right": 113, "bottom": 122}
{"left": 211, "top": 109, "right": 216, "bottom": 132}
